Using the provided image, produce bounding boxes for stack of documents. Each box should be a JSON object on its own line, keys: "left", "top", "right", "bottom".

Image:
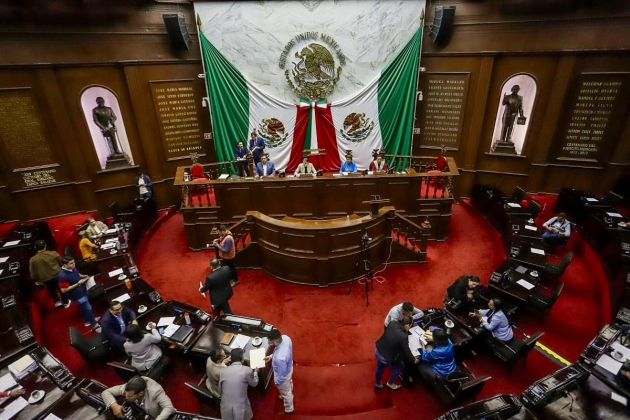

{"left": 0, "top": 397, "right": 28, "bottom": 420}
{"left": 230, "top": 334, "right": 251, "bottom": 349}
{"left": 8, "top": 355, "right": 37, "bottom": 379}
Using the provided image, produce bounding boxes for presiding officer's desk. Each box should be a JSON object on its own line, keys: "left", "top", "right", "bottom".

{"left": 191, "top": 314, "right": 274, "bottom": 389}
{"left": 136, "top": 300, "right": 212, "bottom": 353}
{"left": 175, "top": 158, "right": 459, "bottom": 250}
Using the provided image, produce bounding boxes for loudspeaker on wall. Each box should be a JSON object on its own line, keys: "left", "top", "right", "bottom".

{"left": 429, "top": 6, "right": 456, "bottom": 45}
{"left": 163, "top": 13, "right": 192, "bottom": 50}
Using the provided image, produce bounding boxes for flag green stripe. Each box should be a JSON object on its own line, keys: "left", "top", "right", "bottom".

{"left": 378, "top": 26, "right": 423, "bottom": 170}
{"left": 200, "top": 32, "right": 249, "bottom": 163}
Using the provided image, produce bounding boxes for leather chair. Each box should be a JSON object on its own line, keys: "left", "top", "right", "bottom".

{"left": 602, "top": 191, "right": 623, "bottom": 207}
{"left": 107, "top": 355, "right": 167, "bottom": 382}
{"left": 425, "top": 362, "right": 491, "bottom": 406}
{"left": 69, "top": 326, "right": 110, "bottom": 363}
{"left": 185, "top": 378, "right": 220, "bottom": 416}
{"left": 528, "top": 200, "right": 541, "bottom": 219}
{"left": 511, "top": 187, "right": 526, "bottom": 202}
{"left": 64, "top": 245, "right": 98, "bottom": 276}
{"left": 543, "top": 252, "right": 573, "bottom": 286}
{"left": 527, "top": 283, "right": 565, "bottom": 323}
{"left": 486, "top": 327, "right": 544, "bottom": 377}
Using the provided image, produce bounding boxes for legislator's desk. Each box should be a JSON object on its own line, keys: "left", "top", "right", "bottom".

{"left": 190, "top": 314, "right": 274, "bottom": 389}
{"left": 488, "top": 259, "right": 543, "bottom": 305}
{"left": 418, "top": 308, "right": 473, "bottom": 353}
{"left": 169, "top": 412, "right": 220, "bottom": 420}
{"left": 554, "top": 188, "right": 613, "bottom": 224}
{"left": 175, "top": 158, "right": 459, "bottom": 250}
{"left": 0, "top": 294, "right": 37, "bottom": 365}
{"left": 112, "top": 197, "right": 158, "bottom": 255}
{"left": 97, "top": 254, "right": 139, "bottom": 290}
{"left": 95, "top": 235, "right": 130, "bottom": 263}
{"left": 136, "top": 300, "right": 211, "bottom": 353}
{"left": 38, "top": 379, "right": 108, "bottom": 420}
{"left": 580, "top": 208, "right": 630, "bottom": 252}
{"left": 93, "top": 278, "right": 161, "bottom": 316}
{"left": 0, "top": 256, "right": 21, "bottom": 296}
{"left": 470, "top": 184, "right": 534, "bottom": 234}
{"left": 503, "top": 216, "right": 542, "bottom": 256}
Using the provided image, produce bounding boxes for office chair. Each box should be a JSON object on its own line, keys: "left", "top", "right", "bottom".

{"left": 543, "top": 252, "right": 573, "bottom": 286}
{"left": 486, "top": 327, "right": 544, "bottom": 377}
{"left": 603, "top": 191, "right": 623, "bottom": 207}
{"left": 512, "top": 187, "right": 526, "bottom": 202}
{"left": 184, "top": 380, "right": 220, "bottom": 415}
{"left": 427, "top": 362, "right": 492, "bottom": 406}
{"left": 528, "top": 200, "right": 541, "bottom": 219}
{"left": 69, "top": 326, "right": 110, "bottom": 363}
{"left": 527, "top": 283, "right": 565, "bottom": 324}
{"left": 107, "top": 355, "right": 168, "bottom": 382}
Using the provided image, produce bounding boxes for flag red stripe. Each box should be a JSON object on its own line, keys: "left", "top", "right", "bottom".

{"left": 287, "top": 104, "right": 311, "bottom": 171}
{"left": 314, "top": 103, "right": 340, "bottom": 171}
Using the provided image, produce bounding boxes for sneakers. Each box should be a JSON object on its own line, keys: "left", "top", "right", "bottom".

{"left": 54, "top": 302, "right": 62, "bottom": 308}
{"left": 63, "top": 301, "right": 71, "bottom": 309}
{"left": 84, "top": 321, "right": 92, "bottom": 327}
{"left": 84, "top": 318, "right": 100, "bottom": 327}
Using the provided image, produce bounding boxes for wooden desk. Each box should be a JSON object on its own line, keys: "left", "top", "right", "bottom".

{"left": 418, "top": 308, "right": 473, "bottom": 350}
{"left": 580, "top": 330, "right": 630, "bottom": 400}
{"left": 95, "top": 235, "right": 130, "bottom": 263}
{"left": 97, "top": 255, "right": 139, "bottom": 291}
{"left": 488, "top": 259, "right": 542, "bottom": 305}
{"left": 555, "top": 188, "right": 611, "bottom": 224}
{"left": 93, "top": 278, "right": 161, "bottom": 316}
{"left": 136, "top": 300, "right": 211, "bottom": 353}
{"left": 176, "top": 158, "right": 459, "bottom": 249}
{"left": 38, "top": 379, "right": 108, "bottom": 420}
{"left": 0, "top": 257, "right": 21, "bottom": 296}
{"left": 0, "top": 294, "right": 37, "bottom": 366}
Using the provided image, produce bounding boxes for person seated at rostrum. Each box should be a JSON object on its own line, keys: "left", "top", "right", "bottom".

{"left": 295, "top": 154, "right": 317, "bottom": 177}
{"left": 101, "top": 300, "right": 138, "bottom": 350}
{"left": 78, "top": 230, "right": 99, "bottom": 261}
{"left": 369, "top": 150, "right": 388, "bottom": 173}
{"left": 416, "top": 328, "right": 457, "bottom": 383}
{"left": 86, "top": 216, "right": 108, "bottom": 240}
{"left": 446, "top": 275, "right": 480, "bottom": 302}
{"left": 542, "top": 212, "right": 571, "bottom": 245}
{"left": 374, "top": 315, "right": 419, "bottom": 390}
{"left": 384, "top": 301, "right": 424, "bottom": 328}
{"left": 124, "top": 323, "right": 169, "bottom": 379}
{"left": 255, "top": 154, "right": 276, "bottom": 177}
{"left": 339, "top": 152, "right": 358, "bottom": 173}
{"left": 469, "top": 298, "right": 513, "bottom": 342}
{"left": 206, "top": 348, "right": 231, "bottom": 399}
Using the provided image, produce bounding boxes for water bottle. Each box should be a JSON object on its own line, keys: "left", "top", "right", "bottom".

{"left": 184, "top": 312, "right": 191, "bottom": 325}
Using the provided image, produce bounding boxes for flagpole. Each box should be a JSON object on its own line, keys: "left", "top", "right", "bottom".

{"left": 410, "top": 8, "right": 426, "bottom": 159}
{"left": 196, "top": 13, "right": 216, "bottom": 159}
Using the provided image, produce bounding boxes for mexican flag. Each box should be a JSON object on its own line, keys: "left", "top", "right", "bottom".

{"left": 200, "top": 25, "right": 422, "bottom": 172}
{"left": 315, "top": 26, "right": 423, "bottom": 171}
{"left": 200, "top": 31, "right": 309, "bottom": 171}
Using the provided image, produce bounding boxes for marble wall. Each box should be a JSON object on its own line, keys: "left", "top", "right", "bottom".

{"left": 195, "top": 0, "right": 426, "bottom": 103}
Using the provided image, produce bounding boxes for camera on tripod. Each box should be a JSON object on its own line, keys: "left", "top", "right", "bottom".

{"left": 361, "top": 233, "right": 371, "bottom": 246}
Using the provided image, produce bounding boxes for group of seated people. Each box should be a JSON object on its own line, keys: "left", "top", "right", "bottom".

{"left": 375, "top": 274, "right": 515, "bottom": 391}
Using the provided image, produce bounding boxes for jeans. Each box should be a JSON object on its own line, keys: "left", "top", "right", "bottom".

{"left": 374, "top": 348, "right": 403, "bottom": 386}
{"left": 75, "top": 295, "right": 97, "bottom": 326}
{"left": 44, "top": 278, "right": 68, "bottom": 304}
{"left": 542, "top": 231, "right": 567, "bottom": 245}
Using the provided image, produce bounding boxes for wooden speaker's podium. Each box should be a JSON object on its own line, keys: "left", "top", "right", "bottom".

{"left": 363, "top": 195, "right": 390, "bottom": 217}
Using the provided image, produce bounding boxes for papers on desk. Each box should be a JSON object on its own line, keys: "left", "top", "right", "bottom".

{"left": 249, "top": 348, "right": 266, "bottom": 369}
{"left": 101, "top": 242, "right": 116, "bottom": 250}
{"left": 0, "top": 373, "right": 18, "bottom": 392}
{"left": 161, "top": 324, "right": 180, "bottom": 338}
{"left": 157, "top": 317, "right": 176, "bottom": 327}
{"left": 506, "top": 203, "right": 521, "bottom": 208}
{"left": 607, "top": 212, "right": 623, "bottom": 218}
{"left": 105, "top": 238, "right": 119, "bottom": 244}
{"left": 230, "top": 334, "right": 251, "bottom": 349}
{"left": 516, "top": 279, "right": 535, "bottom": 290}
{"left": 9, "top": 355, "right": 37, "bottom": 379}
{"left": 611, "top": 392, "right": 628, "bottom": 406}
{"left": 596, "top": 354, "right": 623, "bottom": 375}
{"left": 332, "top": 173, "right": 342, "bottom": 177}
{"left": 515, "top": 265, "right": 528, "bottom": 274}
{"left": 409, "top": 325, "right": 428, "bottom": 346}
{"left": 105, "top": 228, "right": 118, "bottom": 234}
{"left": 108, "top": 268, "right": 124, "bottom": 278}
{"left": 3, "top": 240, "right": 20, "bottom": 247}
{"left": 530, "top": 247, "right": 545, "bottom": 255}
{"left": 586, "top": 197, "right": 599, "bottom": 202}
{"left": 114, "top": 293, "right": 131, "bottom": 304}
{"left": 218, "top": 174, "right": 229, "bottom": 180}
{"left": 43, "top": 414, "right": 63, "bottom": 420}
{"left": 0, "top": 256, "right": 9, "bottom": 263}
{"left": 611, "top": 342, "right": 630, "bottom": 362}
{"left": 0, "top": 397, "right": 28, "bottom": 420}
{"left": 524, "top": 225, "right": 538, "bottom": 231}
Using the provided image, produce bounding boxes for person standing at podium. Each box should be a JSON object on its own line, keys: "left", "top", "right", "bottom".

{"left": 213, "top": 225, "right": 239, "bottom": 286}
{"left": 248, "top": 130, "right": 265, "bottom": 165}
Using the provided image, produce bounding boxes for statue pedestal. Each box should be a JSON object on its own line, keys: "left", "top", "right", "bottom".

{"left": 106, "top": 153, "right": 130, "bottom": 169}
{"left": 494, "top": 141, "right": 517, "bottom": 155}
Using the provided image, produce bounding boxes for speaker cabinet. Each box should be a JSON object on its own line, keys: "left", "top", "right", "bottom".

{"left": 163, "top": 13, "right": 192, "bottom": 50}
{"left": 429, "top": 6, "right": 456, "bottom": 45}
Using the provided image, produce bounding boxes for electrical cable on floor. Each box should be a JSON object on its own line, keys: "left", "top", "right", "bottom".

{"left": 357, "top": 235, "right": 395, "bottom": 285}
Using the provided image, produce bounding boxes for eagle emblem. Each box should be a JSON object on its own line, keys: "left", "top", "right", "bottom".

{"left": 285, "top": 42, "right": 341, "bottom": 100}
{"left": 257, "top": 118, "right": 288, "bottom": 149}
{"left": 340, "top": 113, "right": 375, "bottom": 143}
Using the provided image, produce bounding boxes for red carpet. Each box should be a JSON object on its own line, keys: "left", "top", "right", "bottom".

{"left": 8, "top": 194, "right": 612, "bottom": 419}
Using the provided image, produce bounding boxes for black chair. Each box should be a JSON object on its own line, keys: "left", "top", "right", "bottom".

{"left": 527, "top": 283, "right": 565, "bottom": 324}
{"left": 543, "top": 252, "right": 573, "bottom": 285}
{"left": 107, "top": 355, "right": 168, "bottom": 382}
{"left": 528, "top": 200, "right": 541, "bottom": 219}
{"left": 486, "top": 327, "right": 544, "bottom": 377}
{"left": 602, "top": 191, "right": 623, "bottom": 207}
{"left": 64, "top": 245, "right": 98, "bottom": 275}
{"left": 512, "top": 186, "right": 526, "bottom": 202}
{"left": 429, "top": 362, "right": 492, "bottom": 406}
{"left": 69, "top": 326, "right": 110, "bottom": 363}
{"left": 184, "top": 378, "right": 220, "bottom": 416}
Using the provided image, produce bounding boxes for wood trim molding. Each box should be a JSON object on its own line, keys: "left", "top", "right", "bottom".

{"left": 463, "top": 56, "right": 494, "bottom": 170}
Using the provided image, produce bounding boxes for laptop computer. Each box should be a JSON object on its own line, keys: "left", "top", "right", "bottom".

{"left": 169, "top": 325, "right": 194, "bottom": 343}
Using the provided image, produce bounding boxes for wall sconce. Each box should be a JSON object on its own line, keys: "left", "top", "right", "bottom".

{"left": 198, "top": 73, "right": 206, "bottom": 78}
{"left": 417, "top": 91, "right": 423, "bottom": 102}
{"left": 202, "top": 97, "right": 209, "bottom": 107}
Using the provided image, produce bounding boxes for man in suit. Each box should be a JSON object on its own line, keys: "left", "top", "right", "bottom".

{"left": 248, "top": 130, "right": 265, "bottom": 165}
{"left": 86, "top": 217, "right": 108, "bottom": 240}
{"left": 255, "top": 154, "right": 276, "bottom": 177}
{"left": 374, "top": 315, "right": 419, "bottom": 390}
{"left": 219, "top": 348, "right": 259, "bottom": 420}
{"left": 101, "top": 300, "right": 138, "bottom": 350}
{"left": 234, "top": 141, "right": 250, "bottom": 177}
{"left": 199, "top": 259, "right": 234, "bottom": 316}
{"left": 102, "top": 376, "right": 175, "bottom": 420}
{"left": 295, "top": 154, "right": 317, "bottom": 177}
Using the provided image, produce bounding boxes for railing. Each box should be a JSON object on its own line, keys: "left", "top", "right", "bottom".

{"left": 391, "top": 211, "right": 429, "bottom": 254}
{"left": 385, "top": 154, "right": 457, "bottom": 200}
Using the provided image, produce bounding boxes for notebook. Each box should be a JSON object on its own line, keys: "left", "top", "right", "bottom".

{"left": 169, "top": 325, "right": 194, "bottom": 343}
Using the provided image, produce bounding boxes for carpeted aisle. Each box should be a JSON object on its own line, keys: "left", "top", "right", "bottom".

{"left": 17, "top": 195, "right": 612, "bottom": 420}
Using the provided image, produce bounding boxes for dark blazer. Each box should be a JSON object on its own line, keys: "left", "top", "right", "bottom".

{"left": 235, "top": 146, "right": 248, "bottom": 159}
{"left": 375, "top": 321, "right": 414, "bottom": 364}
{"left": 447, "top": 275, "right": 471, "bottom": 301}
{"left": 200, "top": 266, "right": 234, "bottom": 306}
{"left": 255, "top": 161, "right": 276, "bottom": 177}
{"left": 134, "top": 175, "right": 153, "bottom": 194}
{"left": 101, "top": 306, "right": 137, "bottom": 349}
